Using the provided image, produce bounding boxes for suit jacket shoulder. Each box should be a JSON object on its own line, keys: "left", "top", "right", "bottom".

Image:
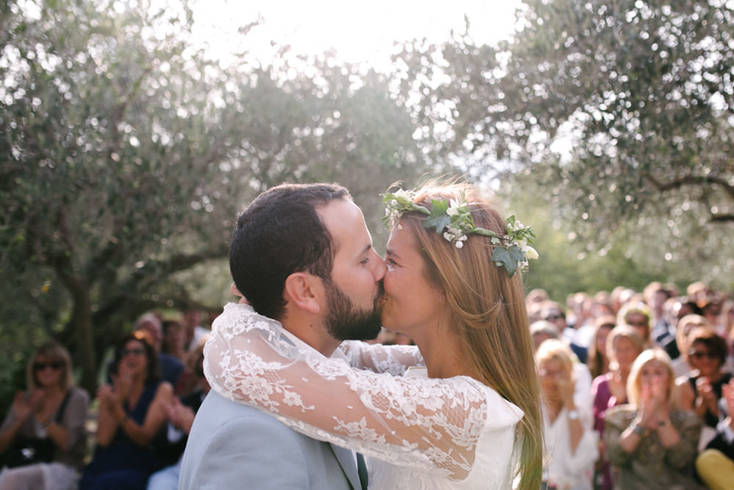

{"left": 179, "top": 391, "right": 358, "bottom": 490}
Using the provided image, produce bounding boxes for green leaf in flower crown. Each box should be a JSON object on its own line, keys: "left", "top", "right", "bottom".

{"left": 491, "top": 244, "right": 527, "bottom": 278}
{"left": 423, "top": 199, "right": 451, "bottom": 235}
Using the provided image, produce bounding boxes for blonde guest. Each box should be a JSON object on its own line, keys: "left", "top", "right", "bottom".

{"left": 538, "top": 340, "right": 598, "bottom": 490}
{"left": 604, "top": 349, "right": 703, "bottom": 490}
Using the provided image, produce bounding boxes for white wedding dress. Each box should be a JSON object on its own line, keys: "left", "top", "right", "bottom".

{"left": 204, "top": 303, "right": 524, "bottom": 489}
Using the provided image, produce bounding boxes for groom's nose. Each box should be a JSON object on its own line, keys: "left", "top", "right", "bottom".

{"left": 371, "top": 250, "right": 387, "bottom": 281}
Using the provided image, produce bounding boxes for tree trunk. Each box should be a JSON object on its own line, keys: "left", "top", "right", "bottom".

{"left": 54, "top": 260, "right": 97, "bottom": 394}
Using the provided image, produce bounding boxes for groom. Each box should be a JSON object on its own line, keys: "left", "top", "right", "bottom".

{"left": 179, "top": 183, "right": 385, "bottom": 490}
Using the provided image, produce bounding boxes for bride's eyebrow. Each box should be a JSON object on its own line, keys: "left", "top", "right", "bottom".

{"left": 385, "top": 248, "right": 400, "bottom": 259}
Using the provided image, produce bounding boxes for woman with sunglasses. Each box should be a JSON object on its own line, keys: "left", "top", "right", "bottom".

{"left": 0, "top": 342, "right": 89, "bottom": 490}
{"left": 678, "top": 327, "right": 732, "bottom": 429}
{"left": 80, "top": 332, "right": 173, "bottom": 490}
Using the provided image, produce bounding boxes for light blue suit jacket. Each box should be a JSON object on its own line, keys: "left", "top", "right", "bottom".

{"left": 179, "top": 391, "right": 361, "bottom": 489}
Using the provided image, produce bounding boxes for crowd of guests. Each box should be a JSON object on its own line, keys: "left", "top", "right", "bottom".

{"left": 0, "top": 311, "right": 211, "bottom": 490}
{"left": 527, "top": 282, "right": 734, "bottom": 490}
{"left": 1, "top": 281, "right": 733, "bottom": 490}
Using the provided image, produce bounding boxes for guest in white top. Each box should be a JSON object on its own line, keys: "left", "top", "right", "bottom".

{"left": 537, "top": 340, "right": 598, "bottom": 490}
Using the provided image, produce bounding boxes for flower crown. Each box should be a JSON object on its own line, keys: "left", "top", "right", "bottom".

{"left": 382, "top": 189, "right": 538, "bottom": 277}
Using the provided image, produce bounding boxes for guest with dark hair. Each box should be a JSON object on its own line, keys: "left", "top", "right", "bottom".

{"left": 133, "top": 314, "right": 184, "bottom": 387}
{"left": 80, "top": 333, "right": 173, "bottom": 490}
{"left": 147, "top": 337, "right": 210, "bottom": 490}
{"left": 587, "top": 316, "right": 615, "bottom": 379}
{"left": 671, "top": 314, "right": 713, "bottom": 378}
{"left": 678, "top": 327, "right": 732, "bottom": 429}
{"left": 0, "top": 342, "right": 89, "bottom": 490}
{"left": 161, "top": 320, "right": 186, "bottom": 363}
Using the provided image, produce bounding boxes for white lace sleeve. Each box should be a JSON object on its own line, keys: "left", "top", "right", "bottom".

{"left": 338, "top": 340, "right": 424, "bottom": 375}
{"left": 204, "top": 303, "right": 523, "bottom": 480}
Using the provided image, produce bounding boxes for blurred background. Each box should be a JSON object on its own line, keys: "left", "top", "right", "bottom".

{"left": 1, "top": 0, "right": 733, "bottom": 410}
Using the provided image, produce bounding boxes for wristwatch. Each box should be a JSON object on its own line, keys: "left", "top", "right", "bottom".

{"left": 631, "top": 422, "right": 645, "bottom": 436}
{"left": 567, "top": 409, "right": 580, "bottom": 421}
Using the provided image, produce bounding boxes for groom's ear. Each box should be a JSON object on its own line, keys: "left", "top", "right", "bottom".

{"left": 283, "top": 272, "right": 322, "bottom": 314}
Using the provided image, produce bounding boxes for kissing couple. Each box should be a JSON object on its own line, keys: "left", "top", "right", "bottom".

{"left": 180, "top": 181, "right": 543, "bottom": 489}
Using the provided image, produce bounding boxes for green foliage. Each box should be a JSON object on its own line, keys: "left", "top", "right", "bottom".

{"left": 392, "top": 0, "right": 734, "bottom": 285}
{"left": 0, "top": 0, "right": 427, "bottom": 395}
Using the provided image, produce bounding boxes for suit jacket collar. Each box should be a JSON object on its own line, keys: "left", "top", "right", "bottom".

{"left": 329, "top": 443, "right": 363, "bottom": 490}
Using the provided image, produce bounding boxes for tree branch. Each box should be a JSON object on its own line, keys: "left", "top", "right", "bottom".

{"left": 644, "top": 173, "right": 734, "bottom": 200}
{"left": 710, "top": 213, "right": 734, "bottom": 223}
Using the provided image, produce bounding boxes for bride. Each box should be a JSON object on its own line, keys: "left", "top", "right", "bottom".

{"left": 205, "top": 183, "right": 543, "bottom": 489}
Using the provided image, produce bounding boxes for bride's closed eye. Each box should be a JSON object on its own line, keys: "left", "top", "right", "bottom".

{"left": 386, "top": 258, "right": 398, "bottom": 271}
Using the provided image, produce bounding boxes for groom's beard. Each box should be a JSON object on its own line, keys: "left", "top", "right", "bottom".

{"left": 324, "top": 281, "right": 383, "bottom": 341}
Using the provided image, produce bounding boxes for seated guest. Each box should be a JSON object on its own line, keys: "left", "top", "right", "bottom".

{"left": 605, "top": 349, "right": 704, "bottom": 489}
{"left": 590, "top": 325, "right": 645, "bottom": 490}
{"left": 671, "top": 315, "right": 713, "bottom": 378}
{"left": 695, "top": 379, "right": 734, "bottom": 490}
{"left": 617, "top": 302, "right": 653, "bottom": 348}
{"left": 587, "top": 316, "right": 615, "bottom": 379}
{"left": 147, "top": 338, "right": 210, "bottom": 490}
{"left": 161, "top": 320, "right": 186, "bottom": 363}
{"left": 678, "top": 327, "right": 732, "bottom": 429}
{"left": 537, "top": 340, "right": 598, "bottom": 490}
{"left": 542, "top": 300, "right": 590, "bottom": 363}
{"left": 0, "top": 342, "right": 89, "bottom": 490}
{"left": 133, "top": 314, "right": 184, "bottom": 387}
{"left": 80, "top": 333, "right": 173, "bottom": 490}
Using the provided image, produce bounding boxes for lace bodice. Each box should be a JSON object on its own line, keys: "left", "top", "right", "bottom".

{"left": 204, "top": 303, "right": 524, "bottom": 486}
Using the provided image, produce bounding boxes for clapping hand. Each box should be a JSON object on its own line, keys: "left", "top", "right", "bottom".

{"left": 11, "top": 389, "right": 43, "bottom": 422}
{"left": 723, "top": 380, "right": 734, "bottom": 430}
{"left": 164, "top": 397, "right": 195, "bottom": 434}
{"left": 695, "top": 377, "right": 718, "bottom": 416}
{"left": 639, "top": 375, "right": 670, "bottom": 430}
{"left": 113, "top": 362, "right": 134, "bottom": 400}
{"left": 96, "top": 384, "right": 117, "bottom": 410}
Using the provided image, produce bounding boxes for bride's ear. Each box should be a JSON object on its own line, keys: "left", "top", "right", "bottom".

{"left": 284, "top": 273, "right": 322, "bottom": 314}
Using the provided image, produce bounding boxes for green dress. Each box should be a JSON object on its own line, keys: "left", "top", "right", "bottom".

{"left": 604, "top": 405, "right": 704, "bottom": 490}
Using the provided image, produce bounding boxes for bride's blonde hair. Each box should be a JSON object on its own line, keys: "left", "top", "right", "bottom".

{"left": 398, "top": 182, "right": 543, "bottom": 489}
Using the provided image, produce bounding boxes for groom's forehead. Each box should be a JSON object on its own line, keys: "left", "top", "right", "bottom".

{"left": 317, "top": 199, "right": 370, "bottom": 248}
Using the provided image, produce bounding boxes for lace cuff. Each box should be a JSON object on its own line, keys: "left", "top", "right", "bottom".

{"left": 338, "top": 340, "right": 424, "bottom": 375}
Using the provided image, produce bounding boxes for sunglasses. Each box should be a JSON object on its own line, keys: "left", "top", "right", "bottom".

{"left": 121, "top": 347, "right": 146, "bottom": 357}
{"left": 545, "top": 314, "right": 563, "bottom": 321}
{"left": 33, "top": 361, "right": 63, "bottom": 371}
{"left": 689, "top": 350, "right": 718, "bottom": 361}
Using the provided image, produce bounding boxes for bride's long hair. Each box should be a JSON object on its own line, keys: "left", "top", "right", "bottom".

{"left": 399, "top": 182, "right": 543, "bottom": 489}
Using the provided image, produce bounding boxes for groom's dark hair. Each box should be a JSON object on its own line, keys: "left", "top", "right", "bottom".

{"left": 230, "top": 183, "right": 351, "bottom": 320}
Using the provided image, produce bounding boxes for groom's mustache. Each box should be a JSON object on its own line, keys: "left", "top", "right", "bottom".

{"left": 374, "top": 281, "right": 385, "bottom": 307}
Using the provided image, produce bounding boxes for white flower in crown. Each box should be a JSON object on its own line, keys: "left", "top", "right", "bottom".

{"left": 446, "top": 199, "right": 461, "bottom": 217}
{"left": 523, "top": 245, "right": 539, "bottom": 260}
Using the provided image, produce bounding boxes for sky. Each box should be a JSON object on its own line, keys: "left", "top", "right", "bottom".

{"left": 191, "top": 0, "right": 520, "bottom": 69}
